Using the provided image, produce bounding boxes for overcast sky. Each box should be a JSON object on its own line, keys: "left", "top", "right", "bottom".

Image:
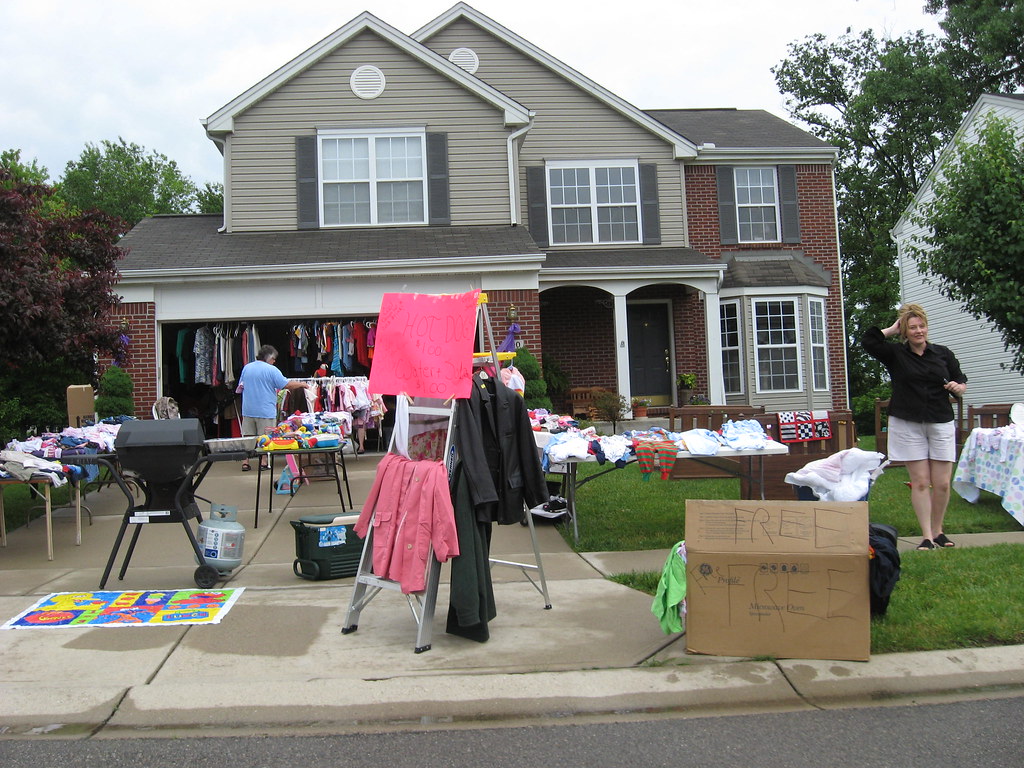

{"left": 2, "top": 0, "right": 943, "bottom": 187}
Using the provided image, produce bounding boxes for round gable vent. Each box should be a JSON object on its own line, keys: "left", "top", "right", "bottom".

{"left": 350, "top": 65, "right": 386, "bottom": 99}
{"left": 448, "top": 47, "right": 479, "bottom": 74}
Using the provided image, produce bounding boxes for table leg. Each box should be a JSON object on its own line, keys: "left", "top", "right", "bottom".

{"left": 0, "top": 487, "right": 6, "bottom": 548}
{"left": 254, "top": 457, "right": 263, "bottom": 529}
{"left": 336, "top": 447, "right": 353, "bottom": 508}
{"left": 75, "top": 478, "right": 82, "bottom": 546}
{"left": 45, "top": 483, "right": 53, "bottom": 561}
{"left": 567, "top": 463, "right": 580, "bottom": 545}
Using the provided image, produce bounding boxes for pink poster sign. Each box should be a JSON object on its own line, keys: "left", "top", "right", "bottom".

{"left": 368, "top": 290, "right": 480, "bottom": 399}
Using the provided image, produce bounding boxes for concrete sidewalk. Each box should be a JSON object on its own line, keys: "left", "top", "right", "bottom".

{"left": 1, "top": 453, "right": 1022, "bottom": 737}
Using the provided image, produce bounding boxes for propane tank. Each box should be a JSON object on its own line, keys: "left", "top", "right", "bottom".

{"left": 197, "top": 504, "right": 245, "bottom": 574}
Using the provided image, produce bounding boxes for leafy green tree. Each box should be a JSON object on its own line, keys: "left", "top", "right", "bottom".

{"left": 930, "top": 0, "right": 1024, "bottom": 90}
{"left": 907, "top": 113, "right": 1024, "bottom": 372}
{"left": 196, "top": 181, "right": 225, "bottom": 214}
{"left": 58, "top": 137, "right": 197, "bottom": 228}
{"left": 1, "top": 149, "right": 49, "bottom": 185}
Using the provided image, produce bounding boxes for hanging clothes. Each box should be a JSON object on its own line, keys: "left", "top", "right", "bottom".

{"left": 193, "top": 326, "right": 215, "bottom": 385}
{"left": 354, "top": 453, "right": 459, "bottom": 594}
{"left": 453, "top": 372, "right": 548, "bottom": 525}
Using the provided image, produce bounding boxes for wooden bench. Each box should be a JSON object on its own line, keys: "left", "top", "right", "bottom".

{"left": 569, "top": 386, "right": 612, "bottom": 420}
{"left": 967, "top": 403, "right": 1015, "bottom": 429}
{"left": 667, "top": 404, "right": 765, "bottom": 432}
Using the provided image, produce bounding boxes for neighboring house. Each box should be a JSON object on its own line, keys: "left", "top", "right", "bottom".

{"left": 114, "top": 2, "right": 847, "bottom": 424}
{"left": 891, "top": 92, "right": 1024, "bottom": 408}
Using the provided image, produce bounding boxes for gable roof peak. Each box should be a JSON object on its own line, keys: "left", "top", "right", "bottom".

{"left": 203, "top": 7, "right": 530, "bottom": 136}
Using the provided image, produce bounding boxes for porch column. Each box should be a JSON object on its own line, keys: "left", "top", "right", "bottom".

{"left": 613, "top": 293, "right": 631, "bottom": 406}
{"left": 703, "top": 290, "right": 725, "bottom": 403}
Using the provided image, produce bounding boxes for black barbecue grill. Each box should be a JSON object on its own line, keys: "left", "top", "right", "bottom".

{"left": 99, "top": 418, "right": 247, "bottom": 589}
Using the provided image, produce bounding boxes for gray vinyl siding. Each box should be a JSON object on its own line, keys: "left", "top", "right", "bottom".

{"left": 226, "top": 30, "right": 510, "bottom": 232}
{"left": 423, "top": 20, "right": 686, "bottom": 245}
{"left": 892, "top": 98, "right": 1024, "bottom": 407}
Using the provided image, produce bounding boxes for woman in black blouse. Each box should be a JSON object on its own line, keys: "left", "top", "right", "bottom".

{"left": 863, "top": 303, "right": 967, "bottom": 550}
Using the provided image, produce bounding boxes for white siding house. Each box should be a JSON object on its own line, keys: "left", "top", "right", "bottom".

{"left": 891, "top": 93, "right": 1024, "bottom": 408}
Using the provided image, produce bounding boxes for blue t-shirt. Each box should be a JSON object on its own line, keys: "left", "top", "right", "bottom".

{"left": 238, "top": 360, "right": 288, "bottom": 419}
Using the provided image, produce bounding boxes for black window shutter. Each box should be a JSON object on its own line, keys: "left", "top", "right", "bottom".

{"left": 639, "top": 163, "right": 661, "bottom": 244}
{"left": 778, "top": 165, "right": 800, "bottom": 243}
{"left": 526, "top": 165, "right": 549, "bottom": 248}
{"left": 426, "top": 133, "right": 450, "bottom": 226}
{"left": 295, "top": 136, "right": 319, "bottom": 230}
{"left": 716, "top": 166, "right": 738, "bottom": 244}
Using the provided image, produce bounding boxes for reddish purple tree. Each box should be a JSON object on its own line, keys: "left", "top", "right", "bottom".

{"left": 0, "top": 168, "right": 127, "bottom": 369}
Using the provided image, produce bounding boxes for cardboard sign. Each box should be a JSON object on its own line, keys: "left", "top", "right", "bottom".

{"left": 684, "top": 500, "right": 870, "bottom": 662}
{"left": 368, "top": 290, "right": 479, "bottom": 399}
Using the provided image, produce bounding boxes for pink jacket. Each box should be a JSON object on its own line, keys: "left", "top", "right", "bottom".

{"left": 356, "top": 454, "right": 459, "bottom": 594}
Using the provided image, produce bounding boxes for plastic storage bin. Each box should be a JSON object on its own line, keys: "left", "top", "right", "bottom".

{"left": 290, "top": 513, "right": 362, "bottom": 580}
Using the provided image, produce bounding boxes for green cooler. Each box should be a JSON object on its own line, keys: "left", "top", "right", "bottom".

{"left": 291, "top": 513, "right": 362, "bottom": 580}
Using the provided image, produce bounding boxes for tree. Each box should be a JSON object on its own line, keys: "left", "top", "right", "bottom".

{"left": 907, "top": 113, "right": 1024, "bottom": 372}
{"left": 196, "top": 181, "right": 225, "bottom": 214}
{"left": 1, "top": 149, "right": 49, "bottom": 185}
{"left": 58, "top": 137, "right": 197, "bottom": 228}
{"left": 930, "top": 0, "right": 1024, "bottom": 91}
{"left": 0, "top": 168, "right": 126, "bottom": 442}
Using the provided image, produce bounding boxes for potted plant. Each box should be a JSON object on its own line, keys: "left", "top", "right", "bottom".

{"left": 630, "top": 397, "right": 651, "bottom": 419}
{"left": 676, "top": 373, "right": 697, "bottom": 405}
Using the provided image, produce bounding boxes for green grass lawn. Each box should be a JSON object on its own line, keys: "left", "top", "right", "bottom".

{"left": 558, "top": 435, "right": 1024, "bottom": 654}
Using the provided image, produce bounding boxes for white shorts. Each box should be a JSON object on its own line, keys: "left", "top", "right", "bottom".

{"left": 887, "top": 416, "right": 956, "bottom": 462}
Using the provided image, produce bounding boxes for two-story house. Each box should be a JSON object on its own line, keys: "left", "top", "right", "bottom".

{"left": 114, "top": 2, "right": 846, "bottom": 426}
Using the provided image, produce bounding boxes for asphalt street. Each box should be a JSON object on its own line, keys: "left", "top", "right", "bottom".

{"left": 0, "top": 694, "right": 1022, "bottom": 767}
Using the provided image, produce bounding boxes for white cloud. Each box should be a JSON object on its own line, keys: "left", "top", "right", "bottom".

{"left": 0, "top": 0, "right": 942, "bottom": 185}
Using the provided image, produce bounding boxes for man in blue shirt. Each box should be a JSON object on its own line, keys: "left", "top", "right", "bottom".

{"left": 238, "top": 345, "right": 307, "bottom": 471}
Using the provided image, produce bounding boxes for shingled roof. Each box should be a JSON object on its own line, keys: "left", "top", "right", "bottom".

{"left": 721, "top": 251, "right": 831, "bottom": 289}
{"left": 117, "top": 215, "right": 544, "bottom": 272}
{"left": 645, "top": 109, "right": 832, "bottom": 149}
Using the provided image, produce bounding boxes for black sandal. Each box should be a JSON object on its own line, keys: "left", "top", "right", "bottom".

{"left": 934, "top": 533, "right": 956, "bottom": 548}
{"left": 916, "top": 539, "right": 936, "bottom": 550}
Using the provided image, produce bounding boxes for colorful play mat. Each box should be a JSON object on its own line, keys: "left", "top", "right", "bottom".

{"left": 2, "top": 588, "right": 244, "bottom": 629}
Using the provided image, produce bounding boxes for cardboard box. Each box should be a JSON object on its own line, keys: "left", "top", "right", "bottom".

{"left": 66, "top": 384, "right": 95, "bottom": 427}
{"left": 684, "top": 499, "right": 870, "bottom": 662}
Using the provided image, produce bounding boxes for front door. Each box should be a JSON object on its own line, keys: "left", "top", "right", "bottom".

{"left": 627, "top": 303, "right": 671, "bottom": 403}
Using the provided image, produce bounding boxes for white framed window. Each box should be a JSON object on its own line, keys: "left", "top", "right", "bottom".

{"left": 808, "top": 298, "right": 829, "bottom": 390}
{"left": 735, "top": 167, "right": 780, "bottom": 243}
{"left": 547, "top": 160, "right": 641, "bottom": 245}
{"left": 720, "top": 300, "right": 744, "bottom": 395}
{"left": 752, "top": 298, "right": 801, "bottom": 392}
{"left": 318, "top": 129, "right": 426, "bottom": 227}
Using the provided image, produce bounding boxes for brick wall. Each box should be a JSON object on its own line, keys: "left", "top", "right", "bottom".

{"left": 540, "top": 286, "right": 617, "bottom": 403}
{"left": 484, "top": 289, "right": 542, "bottom": 356}
{"left": 99, "top": 302, "right": 157, "bottom": 420}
